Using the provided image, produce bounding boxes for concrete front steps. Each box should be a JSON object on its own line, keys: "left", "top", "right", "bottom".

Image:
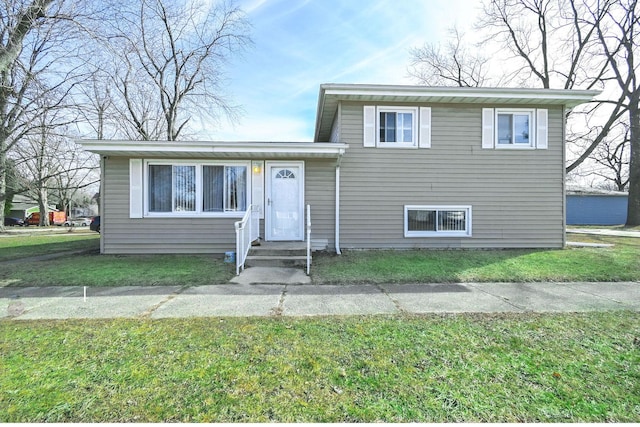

{"left": 245, "top": 241, "right": 308, "bottom": 269}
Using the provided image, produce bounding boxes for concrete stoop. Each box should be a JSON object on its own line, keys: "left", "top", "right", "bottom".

{"left": 245, "top": 241, "right": 307, "bottom": 269}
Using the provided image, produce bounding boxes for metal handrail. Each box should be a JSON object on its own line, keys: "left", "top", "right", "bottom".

{"left": 234, "top": 204, "right": 254, "bottom": 275}
{"left": 306, "top": 204, "right": 311, "bottom": 275}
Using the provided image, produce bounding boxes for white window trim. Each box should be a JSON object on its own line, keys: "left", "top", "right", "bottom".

{"left": 143, "top": 159, "right": 251, "bottom": 218}
{"left": 377, "top": 106, "right": 419, "bottom": 148}
{"left": 494, "top": 108, "right": 536, "bottom": 150}
{"left": 404, "top": 205, "right": 472, "bottom": 238}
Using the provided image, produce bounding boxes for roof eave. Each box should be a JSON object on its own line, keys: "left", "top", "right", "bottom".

{"left": 314, "top": 83, "right": 601, "bottom": 141}
{"left": 319, "top": 83, "right": 601, "bottom": 102}
{"left": 77, "top": 140, "right": 348, "bottom": 159}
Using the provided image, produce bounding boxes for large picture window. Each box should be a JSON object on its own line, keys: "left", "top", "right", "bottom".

{"left": 404, "top": 205, "right": 472, "bottom": 237}
{"left": 146, "top": 161, "right": 248, "bottom": 216}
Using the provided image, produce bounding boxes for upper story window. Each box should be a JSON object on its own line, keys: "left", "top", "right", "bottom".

{"left": 483, "top": 108, "right": 547, "bottom": 150}
{"left": 363, "top": 105, "right": 430, "bottom": 149}
{"left": 379, "top": 109, "right": 415, "bottom": 144}
{"left": 145, "top": 161, "right": 248, "bottom": 217}
{"left": 497, "top": 110, "right": 533, "bottom": 147}
{"left": 378, "top": 107, "right": 417, "bottom": 147}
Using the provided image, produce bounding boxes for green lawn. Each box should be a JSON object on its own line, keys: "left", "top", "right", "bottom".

{"left": 1, "top": 233, "right": 639, "bottom": 286}
{"left": 0, "top": 252, "right": 235, "bottom": 287}
{"left": 312, "top": 235, "right": 640, "bottom": 284}
{"left": 0, "top": 233, "right": 99, "bottom": 262}
{"left": 0, "top": 233, "right": 235, "bottom": 286}
{"left": 2, "top": 312, "right": 639, "bottom": 422}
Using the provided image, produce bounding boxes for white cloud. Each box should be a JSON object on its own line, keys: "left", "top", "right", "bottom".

{"left": 240, "top": 0, "right": 269, "bottom": 15}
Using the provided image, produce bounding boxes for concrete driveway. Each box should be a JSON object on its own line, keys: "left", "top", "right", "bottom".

{"left": 2, "top": 280, "right": 639, "bottom": 320}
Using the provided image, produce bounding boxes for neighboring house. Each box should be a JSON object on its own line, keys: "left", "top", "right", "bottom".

{"left": 566, "top": 185, "right": 628, "bottom": 225}
{"left": 78, "top": 84, "right": 598, "bottom": 254}
{"left": 7, "top": 194, "right": 57, "bottom": 220}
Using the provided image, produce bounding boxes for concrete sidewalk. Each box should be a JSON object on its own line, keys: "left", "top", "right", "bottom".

{"left": 2, "top": 280, "right": 639, "bottom": 320}
{"left": 567, "top": 228, "right": 640, "bottom": 238}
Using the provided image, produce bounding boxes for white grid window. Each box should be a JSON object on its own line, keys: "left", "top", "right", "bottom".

{"left": 377, "top": 107, "right": 418, "bottom": 147}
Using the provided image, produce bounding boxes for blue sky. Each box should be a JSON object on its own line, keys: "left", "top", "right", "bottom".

{"left": 202, "top": 0, "right": 479, "bottom": 142}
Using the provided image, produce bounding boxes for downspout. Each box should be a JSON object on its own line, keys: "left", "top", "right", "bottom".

{"left": 562, "top": 106, "right": 567, "bottom": 248}
{"left": 335, "top": 158, "right": 341, "bottom": 255}
{"left": 100, "top": 156, "right": 106, "bottom": 254}
{"left": 334, "top": 100, "right": 343, "bottom": 255}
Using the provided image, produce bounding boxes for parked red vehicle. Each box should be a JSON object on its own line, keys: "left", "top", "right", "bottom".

{"left": 24, "top": 211, "right": 67, "bottom": 226}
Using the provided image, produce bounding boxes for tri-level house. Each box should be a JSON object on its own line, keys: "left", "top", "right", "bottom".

{"left": 79, "top": 84, "right": 598, "bottom": 270}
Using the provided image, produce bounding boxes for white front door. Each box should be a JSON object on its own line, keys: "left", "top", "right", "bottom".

{"left": 266, "top": 161, "right": 304, "bottom": 241}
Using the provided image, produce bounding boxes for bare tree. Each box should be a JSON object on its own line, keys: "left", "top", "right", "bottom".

{"left": 589, "top": 123, "right": 630, "bottom": 191}
{"left": 0, "top": 0, "right": 53, "bottom": 230}
{"left": 53, "top": 149, "right": 99, "bottom": 219}
{"left": 409, "top": 27, "right": 493, "bottom": 87}
{"left": 592, "top": 0, "right": 640, "bottom": 223}
{"left": 12, "top": 100, "right": 69, "bottom": 225}
{"left": 99, "top": 0, "right": 251, "bottom": 141}
{"left": 0, "top": 0, "right": 90, "bottom": 230}
{"left": 14, "top": 122, "right": 98, "bottom": 226}
{"left": 74, "top": 68, "right": 119, "bottom": 140}
{"left": 13, "top": 125, "right": 60, "bottom": 226}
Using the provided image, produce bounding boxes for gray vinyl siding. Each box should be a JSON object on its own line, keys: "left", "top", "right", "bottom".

{"left": 102, "top": 156, "right": 335, "bottom": 254}
{"left": 306, "top": 159, "right": 336, "bottom": 250}
{"left": 329, "top": 104, "right": 340, "bottom": 143}
{"left": 337, "top": 102, "right": 565, "bottom": 249}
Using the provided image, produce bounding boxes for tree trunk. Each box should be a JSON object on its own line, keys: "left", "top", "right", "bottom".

{"left": 37, "top": 188, "right": 50, "bottom": 226}
{"left": 626, "top": 102, "right": 640, "bottom": 225}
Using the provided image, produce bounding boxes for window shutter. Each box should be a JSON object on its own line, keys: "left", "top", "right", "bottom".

{"left": 129, "top": 159, "right": 143, "bottom": 218}
{"left": 419, "top": 107, "right": 431, "bottom": 148}
{"left": 482, "top": 108, "right": 494, "bottom": 149}
{"left": 363, "top": 105, "right": 376, "bottom": 147}
{"left": 536, "top": 109, "right": 548, "bottom": 149}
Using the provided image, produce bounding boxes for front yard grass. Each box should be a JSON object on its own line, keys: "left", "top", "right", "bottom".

{"left": 1, "top": 232, "right": 639, "bottom": 287}
{"left": 0, "top": 233, "right": 99, "bottom": 262}
{"left": 0, "top": 253, "right": 235, "bottom": 287}
{"left": 0, "top": 233, "right": 234, "bottom": 286}
{"left": 312, "top": 235, "right": 640, "bottom": 284}
{"left": 2, "top": 312, "right": 639, "bottom": 422}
